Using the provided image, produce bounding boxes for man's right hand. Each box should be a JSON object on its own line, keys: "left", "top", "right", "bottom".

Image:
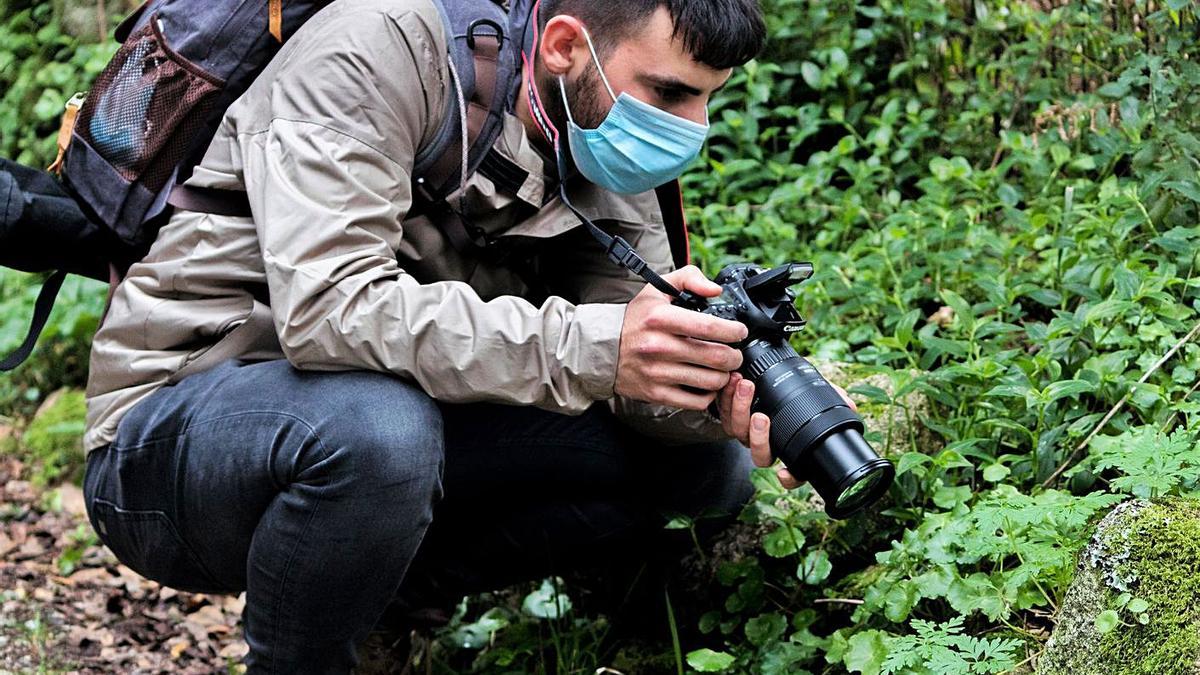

{"left": 615, "top": 266, "right": 748, "bottom": 410}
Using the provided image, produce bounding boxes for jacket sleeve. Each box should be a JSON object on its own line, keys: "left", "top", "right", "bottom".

{"left": 237, "top": 4, "right": 625, "bottom": 411}
{"left": 540, "top": 208, "right": 730, "bottom": 444}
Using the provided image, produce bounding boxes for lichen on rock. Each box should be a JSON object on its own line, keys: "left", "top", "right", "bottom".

{"left": 1037, "top": 498, "right": 1200, "bottom": 674}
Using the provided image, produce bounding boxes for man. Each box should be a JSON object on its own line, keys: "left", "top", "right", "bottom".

{"left": 81, "top": 0, "right": 828, "bottom": 671}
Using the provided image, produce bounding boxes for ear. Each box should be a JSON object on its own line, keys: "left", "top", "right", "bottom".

{"left": 539, "top": 15, "right": 588, "bottom": 77}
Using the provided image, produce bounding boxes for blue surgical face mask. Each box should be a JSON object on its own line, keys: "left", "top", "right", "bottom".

{"left": 558, "top": 27, "right": 709, "bottom": 195}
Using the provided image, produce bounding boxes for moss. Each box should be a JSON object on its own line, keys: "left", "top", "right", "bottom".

{"left": 18, "top": 388, "right": 87, "bottom": 487}
{"left": 1092, "top": 499, "right": 1200, "bottom": 674}
{"left": 1038, "top": 498, "right": 1200, "bottom": 675}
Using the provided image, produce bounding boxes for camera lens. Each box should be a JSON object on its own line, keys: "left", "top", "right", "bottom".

{"left": 741, "top": 339, "right": 895, "bottom": 519}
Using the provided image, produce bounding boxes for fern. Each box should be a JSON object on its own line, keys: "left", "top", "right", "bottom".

{"left": 1089, "top": 428, "right": 1200, "bottom": 498}
{"left": 880, "top": 617, "right": 1023, "bottom": 675}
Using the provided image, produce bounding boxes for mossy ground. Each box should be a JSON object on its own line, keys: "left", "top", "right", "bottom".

{"left": 1039, "top": 498, "right": 1200, "bottom": 674}
{"left": 1092, "top": 499, "right": 1200, "bottom": 674}
{"left": 16, "top": 388, "right": 88, "bottom": 487}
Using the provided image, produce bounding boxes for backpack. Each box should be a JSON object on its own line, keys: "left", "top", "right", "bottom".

{"left": 1, "top": 0, "right": 691, "bottom": 371}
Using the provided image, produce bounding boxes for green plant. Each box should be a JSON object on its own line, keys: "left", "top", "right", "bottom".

{"left": 878, "top": 616, "right": 1021, "bottom": 675}
{"left": 1084, "top": 427, "right": 1200, "bottom": 498}
{"left": 676, "top": 0, "right": 1200, "bottom": 671}
{"left": 18, "top": 388, "right": 88, "bottom": 486}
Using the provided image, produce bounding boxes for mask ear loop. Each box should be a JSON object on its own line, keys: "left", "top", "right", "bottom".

{"left": 576, "top": 24, "right": 617, "bottom": 103}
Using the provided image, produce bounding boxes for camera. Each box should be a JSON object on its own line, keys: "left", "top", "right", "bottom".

{"left": 676, "top": 262, "right": 895, "bottom": 519}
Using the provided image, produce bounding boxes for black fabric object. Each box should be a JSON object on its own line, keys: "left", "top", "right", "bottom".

{"left": 0, "top": 158, "right": 111, "bottom": 280}
{"left": 0, "top": 157, "right": 118, "bottom": 372}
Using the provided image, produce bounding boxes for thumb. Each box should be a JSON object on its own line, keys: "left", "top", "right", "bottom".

{"left": 662, "top": 265, "right": 722, "bottom": 298}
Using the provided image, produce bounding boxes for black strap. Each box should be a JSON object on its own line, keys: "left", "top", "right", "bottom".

{"left": 552, "top": 149, "right": 702, "bottom": 307}
{"left": 168, "top": 184, "right": 252, "bottom": 218}
{"left": 1, "top": 270, "right": 68, "bottom": 372}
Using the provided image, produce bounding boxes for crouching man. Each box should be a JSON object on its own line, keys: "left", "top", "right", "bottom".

{"left": 80, "top": 0, "right": 829, "bottom": 671}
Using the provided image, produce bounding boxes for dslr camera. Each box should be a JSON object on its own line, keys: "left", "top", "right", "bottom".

{"left": 677, "top": 262, "right": 895, "bottom": 519}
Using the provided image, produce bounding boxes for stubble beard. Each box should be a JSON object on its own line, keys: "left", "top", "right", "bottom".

{"left": 537, "top": 61, "right": 609, "bottom": 165}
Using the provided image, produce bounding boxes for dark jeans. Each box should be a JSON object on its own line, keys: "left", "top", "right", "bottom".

{"left": 82, "top": 359, "right": 753, "bottom": 674}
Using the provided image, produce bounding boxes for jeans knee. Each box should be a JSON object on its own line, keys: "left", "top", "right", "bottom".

{"left": 666, "top": 439, "right": 755, "bottom": 519}
{"left": 308, "top": 376, "right": 445, "bottom": 503}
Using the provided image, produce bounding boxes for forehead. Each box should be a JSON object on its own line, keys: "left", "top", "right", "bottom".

{"left": 603, "top": 6, "right": 731, "bottom": 90}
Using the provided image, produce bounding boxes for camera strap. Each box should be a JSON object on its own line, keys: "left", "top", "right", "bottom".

{"left": 550, "top": 140, "right": 703, "bottom": 305}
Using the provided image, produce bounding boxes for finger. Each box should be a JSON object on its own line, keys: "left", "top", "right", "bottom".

{"left": 776, "top": 468, "right": 800, "bottom": 490}
{"left": 730, "top": 378, "right": 754, "bottom": 444}
{"left": 650, "top": 305, "right": 748, "bottom": 344}
{"left": 680, "top": 337, "right": 744, "bottom": 371}
{"left": 650, "top": 363, "right": 730, "bottom": 392}
{"left": 718, "top": 373, "right": 739, "bottom": 427}
{"left": 832, "top": 383, "right": 858, "bottom": 412}
{"left": 661, "top": 265, "right": 722, "bottom": 298}
{"left": 633, "top": 333, "right": 741, "bottom": 372}
{"left": 652, "top": 386, "right": 718, "bottom": 411}
{"left": 749, "top": 411, "right": 771, "bottom": 468}
{"left": 639, "top": 333, "right": 742, "bottom": 372}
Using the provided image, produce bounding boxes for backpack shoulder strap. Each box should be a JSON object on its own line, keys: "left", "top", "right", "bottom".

{"left": 413, "top": 0, "right": 534, "bottom": 203}
{"left": 654, "top": 181, "right": 692, "bottom": 270}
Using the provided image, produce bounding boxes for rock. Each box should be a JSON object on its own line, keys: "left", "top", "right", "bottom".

{"left": 57, "top": 0, "right": 108, "bottom": 41}
{"left": 1037, "top": 498, "right": 1200, "bottom": 674}
{"left": 813, "top": 361, "right": 939, "bottom": 457}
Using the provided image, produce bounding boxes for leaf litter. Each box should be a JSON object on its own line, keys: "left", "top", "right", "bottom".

{"left": 0, "top": 457, "right": 249, "bottom": 674}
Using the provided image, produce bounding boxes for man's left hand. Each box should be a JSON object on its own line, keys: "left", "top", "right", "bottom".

{"left": 716, "top": 373, "right": 857, "bottom": 489}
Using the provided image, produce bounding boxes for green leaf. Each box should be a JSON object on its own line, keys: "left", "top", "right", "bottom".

{"left": 983, "top": 463, "right": 1011, "bottom": 482}
{"left": 745, "top": 612, "right": 788, "bottom": 647}
{"left": 1127, "top": 598, "right": 1150, "bottom": 614}
{"left": 664, "top": 515, "right": 693, "bottom": 530}
{"left": 1095, "top": 609, "right": 1120, "bottom": 633}
{"left": 843, "top": 630, "right": 888, "bottom": 675}
{"left": 947, "top": 574, "right": 1007, "bottom": 621}
{"left": 1041, "top": 379, "right": 1094, "bottom": 404}
{"left": 1097, "top": 80, "right": 1130, "bottom": 98}
{"left": 762, "top": 525, "right": 805, "bottom": 558}
{"left": 939, "top": 289, "right": 975, "bottom": 332}
{"left": 1165, "top": 180, "right": 1200, "bottom": 204}
{"left": 521, "top": 578, "right": 572, "bottom": 619}
{"left": 800, "top": 61, "right": 823, "bottom": 89}
{"left": 896, "top": 452, "right": 932, "bottom": 477}
{"left": 687, "top": 648, "right": 736, "bottom": 672}
{"left": 799, "top": 550, "right": 833, "bottom": 585}
{"left": 883, "top": 583, "right": 919, "bottom": 622}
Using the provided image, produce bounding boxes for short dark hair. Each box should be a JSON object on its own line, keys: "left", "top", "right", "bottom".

{"left": 539, "top": 0, "right": 766, "bottom": 70}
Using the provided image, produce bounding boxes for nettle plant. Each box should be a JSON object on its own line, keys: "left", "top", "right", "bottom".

{"left": 678, "top": 0, "right": 1200, "bottom": 672}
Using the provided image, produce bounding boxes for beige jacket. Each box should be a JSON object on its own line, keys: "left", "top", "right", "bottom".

{"left": 84, "top": 0, "right": 724, "bottom": 451}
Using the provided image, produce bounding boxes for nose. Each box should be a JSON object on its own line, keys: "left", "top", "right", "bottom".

{"left": 679, "top": 99, "right": 709, "bottom": 126}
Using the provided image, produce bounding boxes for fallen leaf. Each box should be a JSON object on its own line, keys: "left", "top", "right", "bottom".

{"left": 55, "top": 483, "right": 88, "bottom": 517}
{"left": 927, "top": 305, "right": 955, "bottom": 327}
{"left": 169, "top": 637, "right": 191, "bottom": 660}
{"left": 219, "top": 640, "right": 249, "bottom": 659}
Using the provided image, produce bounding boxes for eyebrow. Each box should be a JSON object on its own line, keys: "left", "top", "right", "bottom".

{"left": 638, "top": 73, "right": 706, "bottom": 97}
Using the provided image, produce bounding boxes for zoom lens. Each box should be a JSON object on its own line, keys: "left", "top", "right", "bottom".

{"left": 741, "top": 339, "right": 895, "bottom": 519}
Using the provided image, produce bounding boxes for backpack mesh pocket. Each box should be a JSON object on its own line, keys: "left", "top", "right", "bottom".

{"left": 77, "top": 18, "right": 225, "bottom": 194}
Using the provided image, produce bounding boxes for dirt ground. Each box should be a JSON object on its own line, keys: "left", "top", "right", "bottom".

{"left": 0, "top": 456, "right": 250, "bottom": 674}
